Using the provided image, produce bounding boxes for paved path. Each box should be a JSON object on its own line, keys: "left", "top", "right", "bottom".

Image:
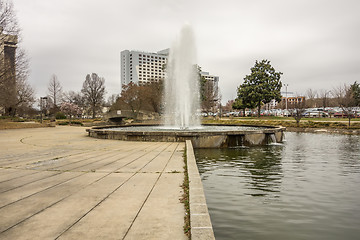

{"left": 0, "top": 126, "right": 186, "bottom": 240}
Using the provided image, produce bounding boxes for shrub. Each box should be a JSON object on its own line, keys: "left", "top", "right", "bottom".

{"left": 70, "top": 121, "right": 83, "bottom": 126}
{"left": 55, "top": 112, "right": 67, "bottom": 119}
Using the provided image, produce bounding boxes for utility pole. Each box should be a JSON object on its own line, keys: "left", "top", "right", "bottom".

{"left": 219, "top": 100, "right": 222, "bottom": 119}
{"left": 284, "top": 83, "right": 289, "bottom": 112}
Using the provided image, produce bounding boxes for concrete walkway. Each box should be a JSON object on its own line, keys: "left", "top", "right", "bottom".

{"left": 0, "top": 126, "right": 187, "bottom": 239}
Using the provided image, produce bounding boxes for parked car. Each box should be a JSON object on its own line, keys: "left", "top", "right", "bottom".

{"left": 303, "top": 111, "right": 329, "bottom": 118}
{"left": 334, "top": 111, "right": 360, "bottom": 118}
{"left": 334, "top": 112, "right": 347, "bottom": 118}
{"left": 282, "top": 110, "right": 291, "bottom": 117}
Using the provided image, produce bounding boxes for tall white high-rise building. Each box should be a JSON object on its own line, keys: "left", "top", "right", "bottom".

{"left": 200, "top": 71, "right": 219, "bottom": 94}
{"left": 120, "top": 49, "right": 169, "bottom": 90}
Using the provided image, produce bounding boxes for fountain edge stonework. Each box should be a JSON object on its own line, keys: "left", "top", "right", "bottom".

{"left": 86, "top": 124, "right": 286, "bottom": 148}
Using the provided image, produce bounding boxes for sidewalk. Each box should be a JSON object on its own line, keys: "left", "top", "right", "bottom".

{"left": 0, "top": 126, "right": 187, "bottom": 239}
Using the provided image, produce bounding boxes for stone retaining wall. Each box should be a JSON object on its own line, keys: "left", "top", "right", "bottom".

{"left": 87, "top": 125, "right": 286, "bottom": 148}
{"left": 186, "top": 140, "right": 215, "bottom": 240}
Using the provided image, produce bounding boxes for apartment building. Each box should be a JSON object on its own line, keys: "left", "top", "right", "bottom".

{"left": 200, "top": 71, "right": 219, "bottom": 92}
{"left": 120, "top": 49, "right": 169, "bottom": 90}
{"left": 281, "top": 96, "right": 305, "bottom": 104}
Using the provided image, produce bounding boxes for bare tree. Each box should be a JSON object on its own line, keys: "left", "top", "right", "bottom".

{"left": 333, "top": 84, "right": 357, "bottom": 127}
{"left": 47, "top": 74, "right": 62, "bottom": 108}
{"left": 1, "top": 0, "right": 32, "bottom": 116}
{"left": 291, "top": 95, "right": 307, "bottom": 127}
{"left": 62, "top": 90, "right": 84, "bottom": 118}
{"left": 81, "top": 73, "right": 106, "bottom": 118}
{"left": 0, "top": 0, "right": 18, "bottom": 34}
{"left": 142, "top": 81, "right": 163, "bottom": 113}
{"left": 62, "top": 90, "right": 84, "bottom": 107}
{"left": 201, "top": 79, "right": 219, "bottom": 113}
{"left": 305, "top": 88, "right": 317, "bottom": 108}
{"left": 0, "top": 0, "right": 18, "bottom": 115}
{"left": 15, "top": 75, "right": 35, "bottom": 110}
{"left": 106, "top": 94, "right": 119, "bottom": 107}
{"left": 223, "top": 100, "right": 234, "bottom": 112}
{"left": 318, "top": 89, "right": 333, "bottom": 109}
{"left": 112, "top": 82, "right": 143, "bottom": 118}
{"left": 111, "top": 81, "right": 163, "bottom": 119}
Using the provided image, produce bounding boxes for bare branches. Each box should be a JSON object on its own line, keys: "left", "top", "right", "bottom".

{"left": 15, "top": 75, "right": 35, "bottom": 107}
{"left": 291, "top": 95, "right": 306, "bottom": 127}
{"left": 81, "top": 73, "right": 106, "bottom": 118}
{"left": 305, "top": 88, "right": 317, "bottom": 108}
{"left": 318, "top": 89, "right": 333, "bottom": 109}
{"left": 333, "top": 83, "right": 358, "bottom": 126}
{"left": 47, "top": 74, "right": 62, "bottom": 107}
{"left": 111, "top": 81, "right": 163, "bottom": 118}
{"left": 201, "top": 79, "right": 219, "bottom": 112}
{"left": 62, "top": 90, "right": 84, "bottom": 107}
{"left": 0, "top": 0, "right": 19, "bottom": 36}
{"left": 1, "top": 0, "right": 33, "bottom": 116}
{"left": 0, "top": 0, "right": 19, "bottom": 64}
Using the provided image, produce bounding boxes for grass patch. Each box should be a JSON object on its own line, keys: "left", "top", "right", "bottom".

{"left": 56, "top": 120, "right": 83, "bottom": 126}
{"left": 57, "top": 121, "right": 69, "bottom": 125}
{"left": 180, "top": 147, "right": 191, "bottom": 239}
{"left": 0, "top": 119, "right": 44, "bottom": 130}
{"left": 202, "top": 117, "right": 360, "bottom": 130}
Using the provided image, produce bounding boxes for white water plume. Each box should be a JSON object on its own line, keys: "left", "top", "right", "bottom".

{"left": 163, "top": 25, "right": 201, "bottom": 128}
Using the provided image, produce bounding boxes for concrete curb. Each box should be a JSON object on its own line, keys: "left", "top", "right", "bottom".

{"left": 186, "top": 140, "right": 215, "bottom": 240}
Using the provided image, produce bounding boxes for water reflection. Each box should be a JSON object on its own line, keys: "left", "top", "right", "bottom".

{"left": 195, "top": 132, "right": 360, "bottom": 240}
{"left": 337, "top": 135, "right": 360, "bottom": 175}
{"left": 287, "top": 133, "right": 308, "bottom": 171}
{"left": 197, "top": 145, "right": 283, "bottom": 197}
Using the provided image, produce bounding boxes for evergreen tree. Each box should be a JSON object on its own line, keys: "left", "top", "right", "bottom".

{"left": 233, "top": 84, "right": 256, "bottom": 116}
{"left": 237, "top": 60, "right": 282, "bottom": 117}
{"left": 351, "top": 81, "right": 360, "bottom": 106}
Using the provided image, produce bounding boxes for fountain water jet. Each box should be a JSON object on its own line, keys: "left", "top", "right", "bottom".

{"left": 163, "top": 25, "right": 200, "bottom": 129}
{"left": 86, "top": 25, "right": 286, "bottom": 148}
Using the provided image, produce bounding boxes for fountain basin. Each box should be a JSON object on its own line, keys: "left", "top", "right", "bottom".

{"left": 86, "top": 124, "right": 285, "bottom": 148}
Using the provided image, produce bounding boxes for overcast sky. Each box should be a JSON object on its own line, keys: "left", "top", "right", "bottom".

{"left": 12, "top": 0, "right": 360, "bottom": 103}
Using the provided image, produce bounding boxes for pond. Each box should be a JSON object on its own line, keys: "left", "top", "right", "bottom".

{"left": 195, "top": 132, "right": 360, "bottom": 240}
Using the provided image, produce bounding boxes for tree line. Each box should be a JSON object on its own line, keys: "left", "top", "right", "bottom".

{"left": 46, "top": 73, "right": 107, "bottom": 119}
{"left": 288, "top": 83, "right": 360, "bottom": 126}
{"left": 1, "top": 0, "right": 33, "bottom": 117}
{"left": 1, "top": 0, "right": 220, "bottom": 120}
{"left": 1, "top": 0, "right": 108, "bottom": 119}
{"left": 230, "top": 59, "right": 360, "bottom": 126}
{"left": 111, "top": 66, "right": 220, "bottom": 118}
{"left": 4, "top": 0, "right": 358, "bottom": 122}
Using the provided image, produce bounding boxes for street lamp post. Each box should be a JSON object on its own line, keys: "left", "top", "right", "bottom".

{"left": 284, "top": 83, "right": 289, "bottom": 112}
{"left": 218, "top": 100, "right": 222, "bottom": 119}
{"left": 40, "top": 97, "right": 48, "bottom": 123}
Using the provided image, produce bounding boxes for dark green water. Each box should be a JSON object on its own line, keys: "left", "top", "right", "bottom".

{"left": 195, "top": 132, "right": 360, "bottom": 240}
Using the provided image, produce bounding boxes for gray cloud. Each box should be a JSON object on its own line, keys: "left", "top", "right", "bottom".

{"left": 12, "top": 0, "right": 360, "bottom": 103}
